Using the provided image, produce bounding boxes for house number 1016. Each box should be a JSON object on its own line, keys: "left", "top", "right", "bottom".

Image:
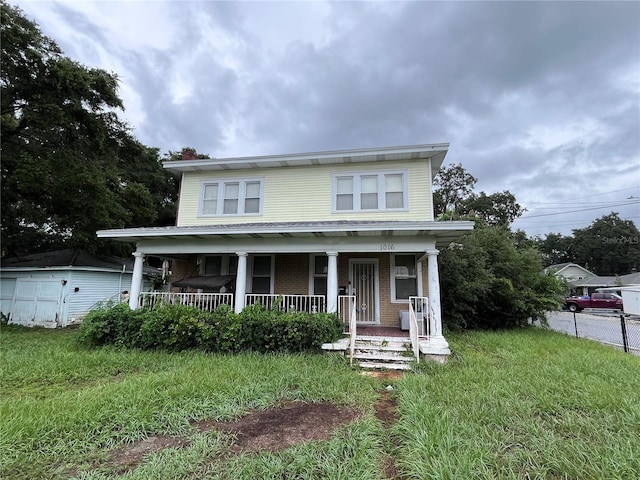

{"left": 380, "top": 244, "right": 395, "bottom": 251}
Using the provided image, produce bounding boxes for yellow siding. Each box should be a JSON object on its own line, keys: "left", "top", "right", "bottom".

{"left": 177, "top": 159, "right": 434, "bottom": 226}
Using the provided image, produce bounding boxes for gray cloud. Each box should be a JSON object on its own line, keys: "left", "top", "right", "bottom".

{"left": 13, "top": 0, "right": 640, "bottom": 236}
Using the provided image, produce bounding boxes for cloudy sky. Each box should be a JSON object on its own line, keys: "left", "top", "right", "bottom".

{"left": 14, "top": 0, "right": 640, "bottom": 237}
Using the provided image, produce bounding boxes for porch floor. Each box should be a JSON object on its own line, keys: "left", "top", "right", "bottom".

{"left": 355, "top": 325, "right": 409, "bottom": 338}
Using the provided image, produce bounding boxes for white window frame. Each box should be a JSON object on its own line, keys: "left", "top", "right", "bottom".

{"left": 249, "top": 255, "right": 275, "bottom": 294}
{"left": 308, "top": 254, "right": 328, "bottom": 296}
{"left": 198, "top": 177, "right": 264, "bottom": 217}
{"left": 390, "top": 253, "right": 418, "bottom": 303}
{"left": 331, "top": 170, "right": 408, "bottom": 213}
{"left": 200, "top": 254, "right": 238, "bottom": 276}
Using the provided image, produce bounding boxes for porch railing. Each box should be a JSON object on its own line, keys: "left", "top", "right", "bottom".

{"left": 139, "top": 292, "right": 234, "bottom": 312}
{"left": 244, "top": 294, "right": 326, "bottom": 313}
{"left": 408, "top": 296, "right": 430, "bottom": 364}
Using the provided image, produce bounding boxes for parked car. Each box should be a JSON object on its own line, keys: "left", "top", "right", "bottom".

{"left": 565, "top": 293, "right": 623, "bottom": 313}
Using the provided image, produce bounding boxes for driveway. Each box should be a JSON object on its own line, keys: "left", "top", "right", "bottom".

{"left": 542, "top": 310, "right": 640, "bottom": 356}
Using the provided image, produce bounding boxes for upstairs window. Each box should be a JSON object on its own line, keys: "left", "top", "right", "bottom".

{"left": 333, "top": 171, "right": 407, "bottom": 212}
{"left": 199, "top": 178, "right": 264, "bottom": 216}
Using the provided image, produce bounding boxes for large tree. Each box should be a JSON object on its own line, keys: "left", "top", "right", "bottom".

{"left": 1, "top": 2, "right": 176, "bottom": 257}
{"left": 433, "top": 163, "right": 524, "bottom": 228}
{"left": 572, "top": 213, "right": 640, "bottom": 275}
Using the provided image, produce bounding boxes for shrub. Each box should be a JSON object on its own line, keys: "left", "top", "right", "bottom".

{"left": 78, "top": 302, "right": 344, "bottom": 354}
{"left": 77, "top": 302, "right": 143, "bottom": 347}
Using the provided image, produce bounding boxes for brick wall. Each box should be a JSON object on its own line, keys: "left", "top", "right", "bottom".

{"left": 274, "top": 254, "right": 309, "bottom": 294}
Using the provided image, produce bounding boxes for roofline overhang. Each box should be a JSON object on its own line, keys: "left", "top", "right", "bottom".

{"left": 163, "top": 143, "right": 449, "bottom": 175}
{"left": 97, "top": 220, "right": 475, "bottom": 242}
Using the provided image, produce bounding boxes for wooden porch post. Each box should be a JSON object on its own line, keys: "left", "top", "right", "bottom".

{"left": 234, "top": 252, "right": 248, "bottom": 313}
{"left": 326, "top": 251, "right": 338, "bottom": 313}
{"left": 129, "top": 252, "right": 145, "bottom": 310}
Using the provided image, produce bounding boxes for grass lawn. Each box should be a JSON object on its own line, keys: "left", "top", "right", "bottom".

{"left": 1, "top": 325, "right": 639, "bottom": 479}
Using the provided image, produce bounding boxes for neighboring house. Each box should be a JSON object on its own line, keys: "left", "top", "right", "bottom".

{"left": 544, "top": 263, "right": 596, "bottom": 283}
{"left": 0, "top": 249, "right": 158, "bottom": 328}
{"left": 97, "top": 144, "right": 475, "bottom": 357}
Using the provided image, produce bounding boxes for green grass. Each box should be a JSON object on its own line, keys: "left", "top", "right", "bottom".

{"left": 394, "top": 329, "right": 640, "bottom": 479}
{"left": 1, "top": 325, "right": 639, "bottom": 479}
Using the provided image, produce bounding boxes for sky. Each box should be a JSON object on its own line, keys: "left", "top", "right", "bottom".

{"left": 13, "top": 0, "right": 640, "bottom": 237}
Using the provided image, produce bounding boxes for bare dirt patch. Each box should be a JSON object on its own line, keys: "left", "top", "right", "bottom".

{"left": 101, "top": 401, "right": 361, "bottom": 474}
{"left": 195, "top": 401, "right": 362, "bottom": 454}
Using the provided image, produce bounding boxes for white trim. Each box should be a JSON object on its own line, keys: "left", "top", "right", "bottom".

{"left": 198, "top": 177, "right": 264, "bottom": 217}
{"left": 390, "top": 253, "right": 419, "bottom": 303}
{"left": 331, "top": 169, "right": 409, "bottom": 213}
{"left": 349, "top": 258, "right": 380, "bottom": 324}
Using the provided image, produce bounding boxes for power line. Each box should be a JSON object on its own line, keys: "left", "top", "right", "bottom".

{"left": 518, "top": 201, "right": 640, "bottom": 219}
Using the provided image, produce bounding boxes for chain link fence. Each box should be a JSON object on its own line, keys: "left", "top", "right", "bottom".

{"left": 541, "top": 311, "right": 640, "bottom": 356}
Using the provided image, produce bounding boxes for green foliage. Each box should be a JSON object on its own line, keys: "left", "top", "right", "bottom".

{"left": 572, "top": 212, "right": 640, "bottom": 275}
{"left": 0, "top": 3, "right": 177, "bottom": 257}
{"left": 77, "top": 303, "right": 343, "bottom": 353}
{"left": 439, "top": 226, "right": 565, "bottom": 330}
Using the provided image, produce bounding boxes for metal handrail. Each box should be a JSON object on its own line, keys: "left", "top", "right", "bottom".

{"left": 409, "top": 296, "right": 430, "bottom": 364}
{"left": 348, "top": 296, "right": 357, "bottom": 366}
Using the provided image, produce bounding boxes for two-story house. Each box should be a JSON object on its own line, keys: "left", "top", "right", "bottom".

{"left": 97, "top": 144, "right": 474, "bottom": 360}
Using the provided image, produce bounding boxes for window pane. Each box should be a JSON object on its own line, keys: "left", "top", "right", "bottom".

{"left": 314, "top": 277, "right": 327, "bottom": 295}
{"left": 203, "top": 184, "right": 218, "bottom": 199}
{"left": 361, "top": 192, "right": 378, "bottom": 209}
{"left": 336, "top": 177, "right": 353, "bottom": 194}
{"left": 385, "top": 174, "right": 403, "bottom": 191}
{"left": 228, "top": 256, "right": 238, "bottom": 275}
{"left": 395, "top": 278, "right": 417, "bottom": 299}
{"left": 336, "top": 194, "right": 353, "bottom": 210}
{"left": 202, "top": 199, "right": 217, "bottom": 215}
{"left": 204, "top": 256, "right": 222, "bottom": 275}
{"left": 361, "top": 175, "right": 378, "bottom": 193}
{"left": 245, "top": 181, "right": 260, "bottom": 198}
{"left": 315, "top": 256, "right": 328, "bottom": 274}
{"left": 386, "top": 192, "right": 403, "bottom": 209}
{"left": 224, "top": 183, "right": 239, "bottom": 199}
{"left": 223, "top": 199, "right": 238, "bottom": 214}
{"left": 244, "top": 198, "right": 259, "bottom": 213}
{"left": 395, "top": 255, "right": 416, "bottom": 276}
{"left": 253, "top": 256, "right": 271, "bottom": 275}
{"left": 252, "top": 277, "right": 271, "bottom": 294}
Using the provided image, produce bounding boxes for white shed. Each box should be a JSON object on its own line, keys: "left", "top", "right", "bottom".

{"left": 1, "top": 249, "right": 158, "bottom": 328}
{"left": 618, "top": 286, "right": 640, "bottom": 316}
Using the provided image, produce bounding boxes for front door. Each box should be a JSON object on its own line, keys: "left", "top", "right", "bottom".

{"left": 350, "top": 259, "right": 379, "bottom": 324}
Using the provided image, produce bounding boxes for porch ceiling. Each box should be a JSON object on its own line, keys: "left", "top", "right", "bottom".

{"left": 97, "top": 220, "right": 474, "bottom": 247}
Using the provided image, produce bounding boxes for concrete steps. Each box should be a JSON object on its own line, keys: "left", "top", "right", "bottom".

{"left": 351, "top": 337, "right": 415, "bottom": 371}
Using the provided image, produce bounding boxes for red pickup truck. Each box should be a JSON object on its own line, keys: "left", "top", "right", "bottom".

{"left": 565, "top": 293, "right": 623, "bottom": 312}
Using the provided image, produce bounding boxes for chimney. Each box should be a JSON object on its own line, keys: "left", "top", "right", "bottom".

{"left": 181, "top": 148, "right": 197, "bottom": 161}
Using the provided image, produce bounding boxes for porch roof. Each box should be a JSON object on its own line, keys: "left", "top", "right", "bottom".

{"left": 97, "top": 220, "right": 475, "bottom": 247}
{"left": 163, "top": 143, "right": 449, "bottom": 177}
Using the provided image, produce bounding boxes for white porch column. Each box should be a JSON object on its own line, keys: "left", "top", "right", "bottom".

{"left": 234, "top": 252, "right": 248, "bottom": 313}
{"left": 326, "top": 251, "right": 338, "bottom": 313}
{"left": 426, "top": 249, "right": 448, "bottom": 348}
{"left": 129, "top": 252, "right": 145, "bottom": 310}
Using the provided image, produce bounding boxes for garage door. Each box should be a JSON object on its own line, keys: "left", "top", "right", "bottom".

{"left": 10, "top": 278, "right": 63, "bottom": 327}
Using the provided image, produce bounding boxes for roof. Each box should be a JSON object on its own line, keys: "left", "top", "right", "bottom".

{"left": 97, "top": 220, "right": 475, "bottom": 247}
{"left": 571, "top": 271, "right": 640, "bottom": 288}
{"left": 163, "top": 143, "right": 449, "bottom": 177}
{"left": 0, "top": 249, "right": 159, "bottom": 275}
{"left": 544, "top": 263, "right": 595, "bottom": 277}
